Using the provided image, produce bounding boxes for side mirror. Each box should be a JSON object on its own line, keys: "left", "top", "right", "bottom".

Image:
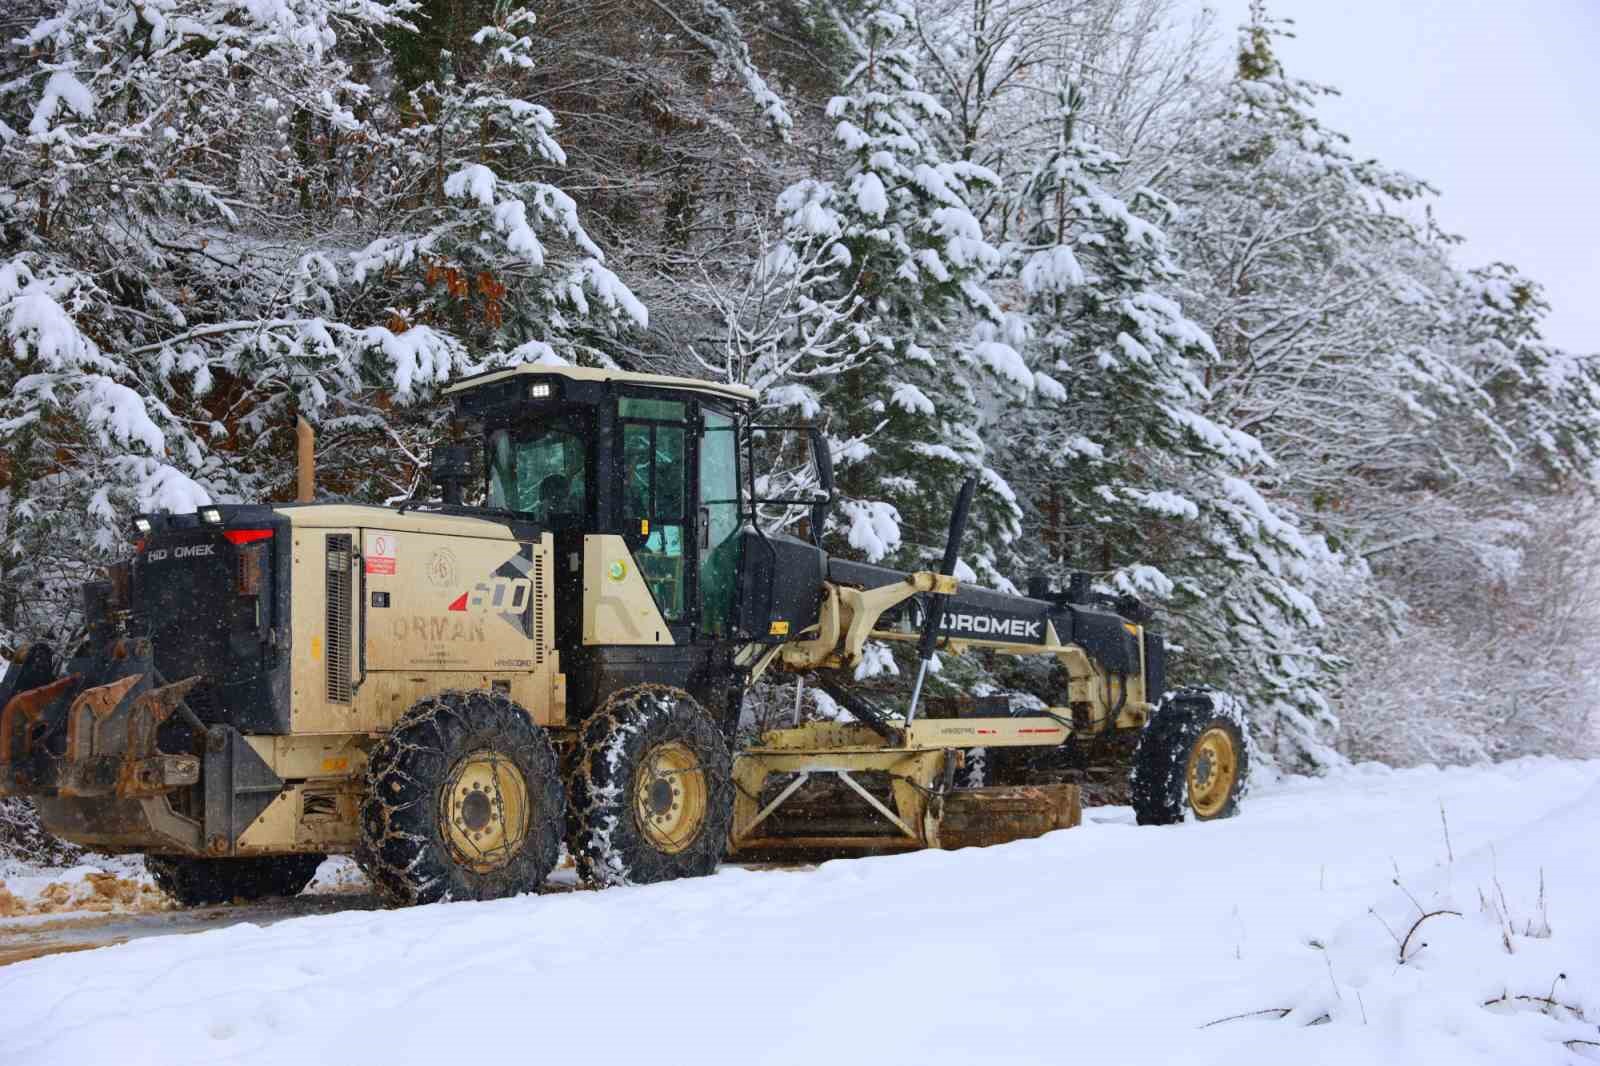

{"left": 808, "top": 427, "right": 834, "bottom": 549}
{"left": 431, "top": 443, "right": 474, "bottom": 506}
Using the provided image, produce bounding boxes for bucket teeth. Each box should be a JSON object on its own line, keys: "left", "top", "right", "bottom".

{"left": 0, "top": 674, "right": 80, "bottom": 774}
{"left": 64, "top": 673, "right": 146, "bottom": 764}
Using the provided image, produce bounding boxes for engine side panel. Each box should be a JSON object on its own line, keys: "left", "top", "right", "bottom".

{"left": 282, "top": 511, "right": 562, "bottom": 733}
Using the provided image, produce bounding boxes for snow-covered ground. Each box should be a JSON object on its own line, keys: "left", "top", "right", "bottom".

{"left": 1, "top": 757, "right": 1596, "bottom": 1065}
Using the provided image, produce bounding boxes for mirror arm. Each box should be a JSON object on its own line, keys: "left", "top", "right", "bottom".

{"left": 807, "top": 427, "right": 834, "bottom": 549}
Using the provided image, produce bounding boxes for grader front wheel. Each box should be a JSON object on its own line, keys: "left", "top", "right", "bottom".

{"left": 567, "top": 686, "right": 733, "bottom": 887}
{"left": 357, "top": 690, "right": 564, "bottom": 906}
{"left": 1130, "top": 689, "right": 1248, "bottom": 825}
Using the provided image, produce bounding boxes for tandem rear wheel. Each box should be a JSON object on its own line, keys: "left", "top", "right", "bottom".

{"left": 565, "top": 685, "right": 734, "bottom": 887}
{"left": 356, "top": 690, "right": 565, "bottom": 906}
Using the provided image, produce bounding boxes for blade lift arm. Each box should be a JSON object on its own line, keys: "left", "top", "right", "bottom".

{"left": 905, "top": 476, "right": 977, "bottom": 726}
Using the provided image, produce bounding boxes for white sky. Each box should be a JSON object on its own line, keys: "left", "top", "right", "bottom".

{"left": 1193, "top": 0, "right": 1599, "bottom": 353}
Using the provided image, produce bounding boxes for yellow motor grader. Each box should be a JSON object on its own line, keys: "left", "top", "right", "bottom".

{"left": 0, "top": 364, "right": 1246, "bottom": 906}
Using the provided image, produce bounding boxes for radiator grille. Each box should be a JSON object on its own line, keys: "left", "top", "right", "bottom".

{"left": 325, "top": 534, "right": 353, "bottom": 704}
{"left": 532, "top": 552, "right": 547, "bottom": 664}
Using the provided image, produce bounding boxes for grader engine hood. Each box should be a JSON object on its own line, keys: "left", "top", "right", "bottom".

{"left": 274, "top": 506, "right": 558, "bottom": 731}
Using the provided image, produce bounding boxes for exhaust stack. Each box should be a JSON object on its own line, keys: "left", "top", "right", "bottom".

{"left": 296, "top": 417, "right": 315, "bottom": 503}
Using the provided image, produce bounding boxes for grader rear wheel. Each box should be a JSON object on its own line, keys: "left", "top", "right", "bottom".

{"left": 567, "top": 685, "right": 733, "bottom": 887}
{"left": 357, "top": 690, "right": 563, "bottom": 906}
{"left": 632, "top": 741, "right": 711, "bottom": 854}
{"left": 1130, "top": 689, "right": 1248, "bottom": 825}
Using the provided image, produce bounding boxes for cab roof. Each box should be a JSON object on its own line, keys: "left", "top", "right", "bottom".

{"left": 443, "top": 363, "right": 758, "bottom": 405}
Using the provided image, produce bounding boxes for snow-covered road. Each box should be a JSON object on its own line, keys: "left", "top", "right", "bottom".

{"left": 2, "top": 758, "right": 1596, "bottom": 1066}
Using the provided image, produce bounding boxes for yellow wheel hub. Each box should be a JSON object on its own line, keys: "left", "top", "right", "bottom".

{"left": 633, "top": 741, "right": 708, "bottom": 854}
{"left": 440, "top": 749, "right": 531, "bottom": 873}
{"left": 1186, "top": 727, "right": 1238, "bottom": 819}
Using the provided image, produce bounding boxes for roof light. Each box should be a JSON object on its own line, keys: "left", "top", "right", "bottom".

{"left": 133, "top": 517, "right": 153, "bottom": 535}
{"left": 529, "top": 382, "right": 552, "bottom": 399}
{"left": 223, "top": 529, "right": 274, "bottom": 546}
{"left": 199, "top": 507, "right": 223, "bottom": 525}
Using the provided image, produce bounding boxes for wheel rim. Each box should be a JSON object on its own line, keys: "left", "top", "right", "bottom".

{"left": 1186, "top": 727, "right": 1238, "bottom": 818}
{"left": 633, "top": 741, "right": 708, "bottom": 854}
{"left": 440, "top": 749, "right": 531, "bottom": 873}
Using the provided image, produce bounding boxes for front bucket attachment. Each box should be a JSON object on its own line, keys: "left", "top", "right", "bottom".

{"left": 0, "top": 638, "right": 210, "bottom": 854}
{"left": 0, "top": 638, "right": 201, "bottom": 799}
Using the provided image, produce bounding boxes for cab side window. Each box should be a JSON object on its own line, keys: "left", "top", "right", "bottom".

{"left": 487, "top": 426, "right": 588, "bottom": 523}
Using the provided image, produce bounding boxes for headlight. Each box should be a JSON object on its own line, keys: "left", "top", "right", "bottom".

{"left": 133, "top": 517, "right": 153, "bottom": 535}
{"left": 529, "top": 382, "right": 552, "bottom": 399}
{"left": 199, "top": 507, "right": 222, "bottom": 525}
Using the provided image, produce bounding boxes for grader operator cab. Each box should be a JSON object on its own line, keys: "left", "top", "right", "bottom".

{"left": 0, "top": 364, "right": 1247, "bottom": 907}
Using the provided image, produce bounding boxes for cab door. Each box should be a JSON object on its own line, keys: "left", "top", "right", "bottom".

{"left": 616, "top": 395, "right": 744, "bottom": 644}
{"left": 618, "top": 396, "right": 692, "bottom": 634}
{"left": 697, "top": 409, "right": 741, "bottom": 639}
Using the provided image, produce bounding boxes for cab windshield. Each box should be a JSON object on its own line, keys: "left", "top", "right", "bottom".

{"left": 487, "top": 422, "right": 588, "bottom": 523}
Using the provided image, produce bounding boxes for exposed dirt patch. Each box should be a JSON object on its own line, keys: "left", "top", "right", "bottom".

{"left": 0, "top": 891, "right": 386, "bottom": 969}
{"left": 0, "top": 873, "right": 170, "bottom": 918}
{"left": 0, "top": 938, "right": 116, "bottom": 967}
{"left": 0, "top": 860, "right": 815, "bottom": 968}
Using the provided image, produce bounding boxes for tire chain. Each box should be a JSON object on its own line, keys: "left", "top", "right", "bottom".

{"left": 565, "top": 684, "right": 734, "bottom": 888}
{"left": 356, "top": 689, "right": 563, "bottom": 907}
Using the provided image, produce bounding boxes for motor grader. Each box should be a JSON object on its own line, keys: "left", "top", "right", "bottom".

{"left": 0, "top": 364, "right": 1246, "bottom": 906}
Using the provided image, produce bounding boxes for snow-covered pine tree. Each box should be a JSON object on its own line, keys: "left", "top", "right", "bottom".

{"left": 0, "top": 0, "right": 642, "bottom": 647}
{"left": 1162, "top": 1, "right": 1497, "bottom": 574}
{"left": 0, "top": 0, "right": 418, "bottom": 641}
{"left": 1159, "top": 3, "right": 1600, "bottom": 764}
{"left": 354, "top": 7, "right": 647, "bottom": 367}
{"left": 997, "top": 83, "right": 1339, "bottom": 766}
{"left": 774, "top": 0, "right": 1029, "bottom": 576}
{"left": 324, "top": 5, "right": 654, "bottom": 504}
{"left": 1449, "top": 264, "right": 1600, "bottom": 488}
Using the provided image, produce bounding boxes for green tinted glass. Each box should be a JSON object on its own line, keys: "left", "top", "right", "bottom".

{"left": 487, "top": 427, "right": 586, "bottom": 519}
{"left": 623, "top": 423, "right": 651, "bottom": 518}
{"left": 699, "top": 415, "right": 741, "bottom": 637}
{"left": 621, "top": 419, "right": 687, "bottom": 621}
{"left": 655, "top": 425, "right": 685, "bottom": 521}
{"left": 619, "top": 397, "right": 686, "bottom": 421}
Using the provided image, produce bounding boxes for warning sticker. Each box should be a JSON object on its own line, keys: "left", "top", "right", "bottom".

{"left": 365, "top": 531, "right": 397, "bottom": 575}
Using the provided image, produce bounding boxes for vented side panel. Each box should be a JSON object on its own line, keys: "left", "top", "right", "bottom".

{"left": 325, "top": 534, "right": 353, "bottom": 704}
{"left": 533, "top": 552, "right": 547, "bottom": 664}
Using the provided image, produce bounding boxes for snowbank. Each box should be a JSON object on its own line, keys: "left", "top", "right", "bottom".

{"left": 0, "top": 758, "right": 1594, "bottom": 1065}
